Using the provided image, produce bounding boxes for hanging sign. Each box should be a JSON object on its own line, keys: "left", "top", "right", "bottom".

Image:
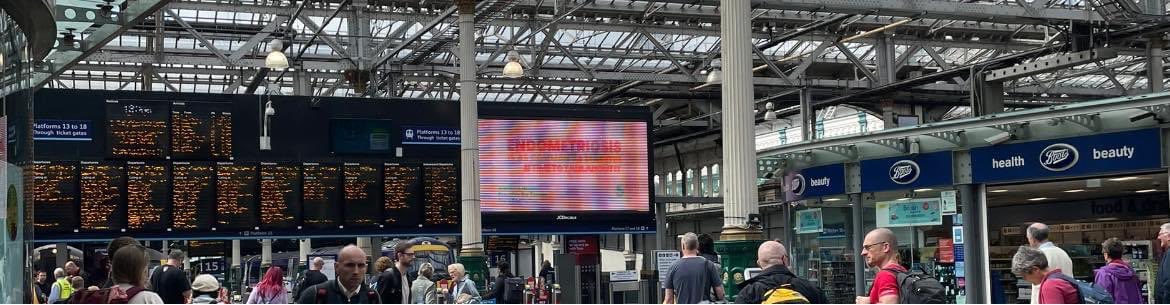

{"left": 876, "top": 198, "right": 943, "bottom": 228}
{"left": 795, "top": 208, "right": 824, "bottom": 234}
{"left": 783, "top": 164, "right": 846, "bottom": 200}
{"left": 940, "top": 190, "right": 957, "bottom": 215}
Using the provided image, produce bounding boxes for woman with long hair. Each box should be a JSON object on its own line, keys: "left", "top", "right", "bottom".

{"left": 246, "top": 267, "right": 287, "bottom": 304}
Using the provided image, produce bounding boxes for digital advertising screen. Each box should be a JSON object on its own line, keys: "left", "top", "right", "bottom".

{"left": 477, "top": 114, "right": 653, "bottom": 234}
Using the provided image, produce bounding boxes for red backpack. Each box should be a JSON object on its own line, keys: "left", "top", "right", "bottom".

{"left": 69, "top": 286, "right": 146, "bottom": 304}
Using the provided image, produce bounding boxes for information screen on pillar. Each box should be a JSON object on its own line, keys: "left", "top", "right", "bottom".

{"left": 479, "top": 119, "right": 650, "bottom": 213}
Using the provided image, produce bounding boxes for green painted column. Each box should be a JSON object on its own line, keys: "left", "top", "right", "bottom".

{"left": 458, "top": 250, "right": 488, "bottom": 293}
{"left": 715, "top": 238, "right": 763, "bottom": 301}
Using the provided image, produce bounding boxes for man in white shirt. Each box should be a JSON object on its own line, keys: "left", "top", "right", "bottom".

{"left": 1027, "top": 223, "right": 1074, "bottom": 304}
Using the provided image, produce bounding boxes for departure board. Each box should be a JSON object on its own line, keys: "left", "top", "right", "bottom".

{"left": 302, "top": 163, "right": 340, "bottom": 228}
{"left": 171, "top": 102, "right": 233, "bottom": 160}
{"left": 343, "top": 163, "right": 381, "bottom": 227}
{"left": 423, "top": 164, "right": 459, "bottom": 226}
{"left": 216, "top": 163, "right": 257, "bottom": 230}
{"left": 79, "top": 162, "right": 126, "bottom": 232}
{"left": 172, "top": 162, "right": 215, "bottom": 230}
{"left": 383, "top": 164, "right": 421, "bottom": 226}
{"left": 260, "top": 163, "right": 300, "bottom": 229}
{"left": 33, "top": 161, "right": 78, "bottom": 232}
{"left": 107, "top": 101, "right": 169, "bottom": 159}
{"left": 126, "top": 162, "right": 167, "bottom": 231}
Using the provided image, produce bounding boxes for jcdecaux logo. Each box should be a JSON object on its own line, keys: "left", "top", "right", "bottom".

{"left": 889, "top": 160, "right": 921, "bottom": 185}
{"left": 1038, "top": 143, "right": 1079, "bottom": 172}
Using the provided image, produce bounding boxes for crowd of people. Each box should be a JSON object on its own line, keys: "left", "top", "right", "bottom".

{"left": 662, "top": 222, "right": 1170, "bottom": 304}
{"left": 27, "top": 222, "right": 1170, "bottom": 304}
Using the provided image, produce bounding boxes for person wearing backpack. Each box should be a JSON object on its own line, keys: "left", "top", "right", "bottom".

{"left": 70, "top": 244, "right": 163, "bottom": 304}
{"left": 296, "top": 245, "right": 381, "bottom": 304}
{"left": 483, "top": 261, "right": 520, "bottom": 304}
{"left": 735, "top": 241, "right": 827, "bottom": 304}
{"left": 664, "top": 232, "right": 725, "bottom": 304}
{"left": 1012, "top": 246, "right": 1079, "bottom": 304}
{"left": 246, "top": 267, "right": 287, "bottom": 304}
{"left": 857, "top": 228, "right": 905, "bottom": 304}
{"left": 1094, "top": 238, "right": 1143, "bottom": 303}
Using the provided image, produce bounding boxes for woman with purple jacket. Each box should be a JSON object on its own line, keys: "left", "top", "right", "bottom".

{"left": 1094, "top": 238, "right": 1144, "bottom": 304}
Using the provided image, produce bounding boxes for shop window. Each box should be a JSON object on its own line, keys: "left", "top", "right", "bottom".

{"left": 789, "top": 203, "right": 857, "bottom": 304}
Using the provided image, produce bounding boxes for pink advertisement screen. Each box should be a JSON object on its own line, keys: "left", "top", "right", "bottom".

{"left": 479, "top": 119, "right": 650, "bottom": 212}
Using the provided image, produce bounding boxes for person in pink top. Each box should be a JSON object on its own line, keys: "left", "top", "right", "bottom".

{"left": 1012, "top": 246, "right": 1078, "bottom": 304}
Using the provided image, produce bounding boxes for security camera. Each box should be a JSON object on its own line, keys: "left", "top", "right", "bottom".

{"left": 1130, "top": 111, "right": 1158, "bottom": 123}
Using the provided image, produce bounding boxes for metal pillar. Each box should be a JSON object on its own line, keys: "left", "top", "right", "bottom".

{"left": 959, "top": 184, "right": 990, "bottom": 303}
{"left": 800, "top": 88, "right": 814, "bottom": 141}
{"left": 971, "top": 69, "right": 1005, "bottom": 116}
{"left": 715, "top": 1, "right": 762, "bottom": 302}
{"left": 55, "top": 243, "right": 67, "bottom": 268}
{"left": 1150, "top": 38, "right": 1165, "bottom": 93}
{"left": 874, "top": 33, "right": 896, "bottom": 85}
{"left": 261, "top": 239, "right": 272, "bottom": 267}
{"left": 850, "top": 193, "right": 866, "bottom": 295}
{"left": 231, "top": 240, "right": 241, "bottom": 268}
{"left": 456, "top": 0, "right": 488, "bottom": 290}
{"left": 299, "top": 239, "right": 311, "bottom": 271}
{"left": 294, "top": 68, "right": 310, "bottom": 95}
{"left": 623, "top": 233, "right": 636, "bottom": 270}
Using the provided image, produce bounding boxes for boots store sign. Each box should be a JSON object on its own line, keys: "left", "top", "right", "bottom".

{"left": 860, "top": 151, "right": 954, "bottom": 193}
{"left": 971, "top": 128, "right": 1163, "bottom": 183}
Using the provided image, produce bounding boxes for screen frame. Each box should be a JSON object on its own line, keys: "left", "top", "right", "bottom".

{"left": 477, "top": 103, "right": 655, "bottom": 235}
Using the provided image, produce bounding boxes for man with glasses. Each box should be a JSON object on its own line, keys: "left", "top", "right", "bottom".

{"left": 376, "top": 240, "right": 416, "bottom": 304}
{"left": 856, "top": 228, "right": 903, "bottom": 304}
{"left": 1156, "top": 223, "right": 1170, "bottom": 304}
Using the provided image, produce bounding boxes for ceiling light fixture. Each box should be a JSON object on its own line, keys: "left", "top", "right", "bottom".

{"left": 763, "top": 102, "right": 777, "bottom": 121}
{"left": 1109, "top": 177, "right": 1140, "bottom": 181}
{"left": 1136, "top": 189, "right": 1159, "bottom": 193}
{"left": 265, "top": 39, "right": 289, "bottom": 69}
{"left": 914, "top": 188, "right": 933, "bottom": 192}
{"left": 1063, "top": 189, "right": 1085, "bottom": 193}
{"left": 985, "top": 131, "right": 1013, "bottom": 145}
{"left": 1028, "top": 197, "right": 1049, "bottom": 201}
{"left": 502, "top": 50, "right": 524, "bottom": 78}
{"left": 824, "top": 198, "right": 842, "bottom": 202}
{"left": 989, "top": 189, "right": 1010, "bottom": 193}
{"left": 705, "top": 68, "right": 722, "bottom": 84}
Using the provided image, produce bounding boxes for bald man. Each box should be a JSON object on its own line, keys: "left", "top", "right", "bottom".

{"left": 296, "top": 257, "right": 330, "bottom": 298}
{"left": 297, "top": 245, "right": 380, "bottom": 304}
{"left": 735, "top": 241, "right": 828, "bottom": 304}
{"left": 1027, "top": 223, "right": 1073, "bottom": 304}
{"left": 857, "top": 228, "right": 904, "bottom": 304}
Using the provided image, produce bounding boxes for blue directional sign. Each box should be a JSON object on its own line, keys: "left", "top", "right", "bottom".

{"left": 971, "top": 128, "right": 1163, "bottom": 183}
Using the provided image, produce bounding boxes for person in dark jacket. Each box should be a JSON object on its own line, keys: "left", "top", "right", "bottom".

{"left": 698, "top": 234, "right": 720, "bottom": 264}
{"left": 1095, "top": 238, "right": 1143, "bottom": 303}
{"left": 483, "top": 261, "right": 515, "bottom": 303}
{"left": 1156, "top": 223, "right": 1170, "bottom": 304}
{"left": 297, "top": 245, "right": 380, "bottom": 304}
{"left": 735, "top": 241, "right": 828, "bottom": 304}
{"left": 375, "top": 241, "right": 415, "bottom": 304}
{"left": 295, "top": 257, "right": 329, "bottom": 300}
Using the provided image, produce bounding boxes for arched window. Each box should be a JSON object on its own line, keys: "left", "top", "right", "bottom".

{"left": 665, "top": 173, "right": 675, "bottom": 196}
{"left": 711, "top": 164, "right": 721, "bottom": 197}
{"left": 674, "top": 171, "right": 684, "bottom": 196}
{"left": 654, "top": 175, "right": 662, "bottom": 196}
{"left": 699, "top": 166, "right": 710, "bottom": 197}
{"left": 685, "top": 169, "right": 695, "bottom": 196}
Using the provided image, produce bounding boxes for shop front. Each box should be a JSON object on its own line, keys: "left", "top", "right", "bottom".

{"left": 762, "top": 93, "right": 1170, "bottom": 304}
{"left": 782, "top": 151, "right": 965, "bottom": 303}
{"left": 968, "top": 128, "right": 1167, "bottom": 304}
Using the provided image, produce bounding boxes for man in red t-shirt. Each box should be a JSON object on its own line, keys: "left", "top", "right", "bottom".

{"left": 856, "top": 228, "right": 904, "bottom": 304}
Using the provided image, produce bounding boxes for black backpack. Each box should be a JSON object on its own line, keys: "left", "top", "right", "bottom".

{"left": 500, "top": 277, "right": 525, "bottom": 304}
{"left": 882, "top": 268, "right": 947, "bottom": 304}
